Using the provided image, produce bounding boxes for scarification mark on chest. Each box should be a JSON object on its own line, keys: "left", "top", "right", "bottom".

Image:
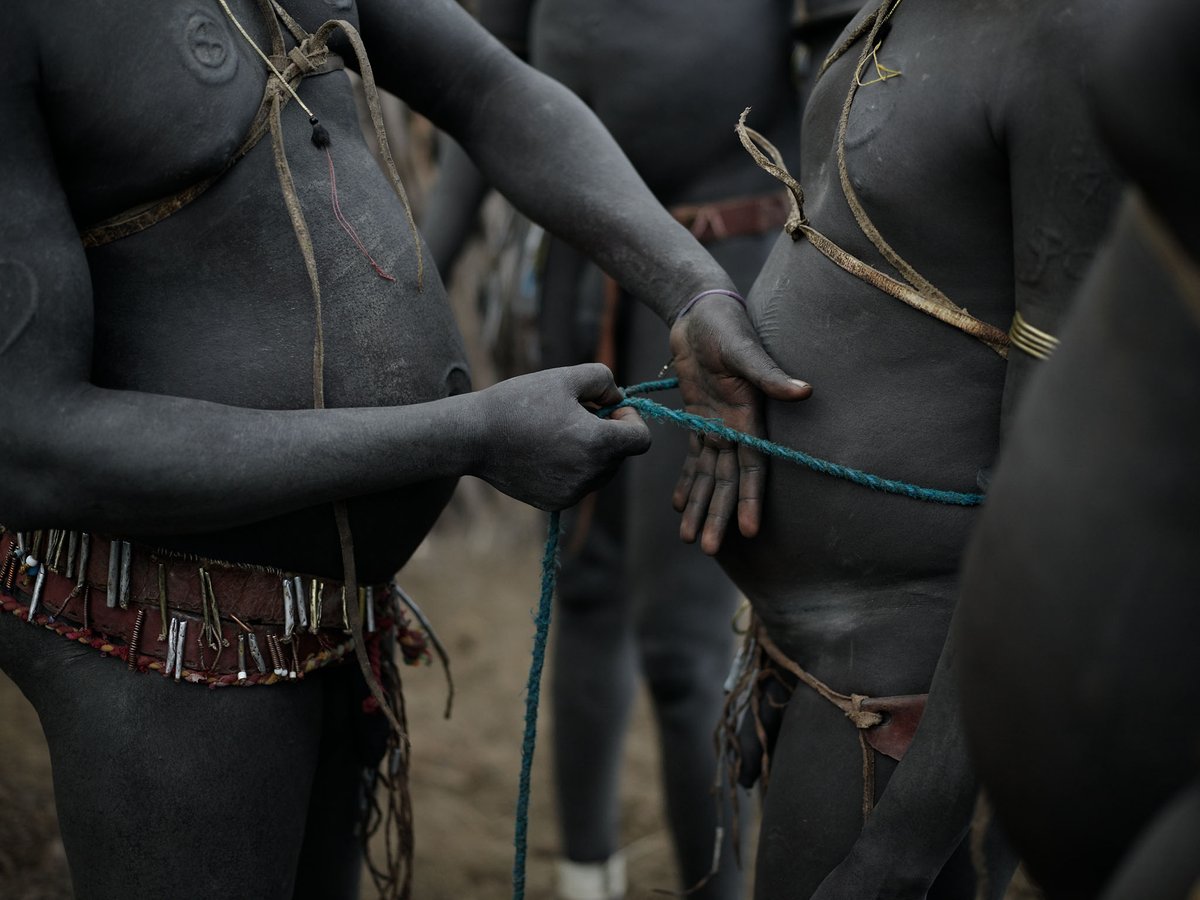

{"left": 322, "top": 0, "right": 354, "bottom": 10}
{"left": 844, "top": 77, "right": 902, "bottom": 149}
{"left": 179, "top": 11, "right": 239, "bottom": 84}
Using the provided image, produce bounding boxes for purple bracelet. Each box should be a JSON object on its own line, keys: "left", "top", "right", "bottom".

{"left": 673, "top": 288, "right": 747, "bottom": 322}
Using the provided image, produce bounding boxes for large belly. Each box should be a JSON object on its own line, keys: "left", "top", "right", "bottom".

{"left": 82, "top": 83, "right": 469, "bottom": 578}
{"left": 719, "top": 234, "right": 1006, "bottom": 629}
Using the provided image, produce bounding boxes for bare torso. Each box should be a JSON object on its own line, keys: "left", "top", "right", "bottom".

{"left": 719, "top": 0, "right": 1022, "bottom": 682}
{"left": 711, "top": 5, "right": 1123, "bottom": 896}
{"left": 45, "top": 0, "right": 468, "bottom": 579}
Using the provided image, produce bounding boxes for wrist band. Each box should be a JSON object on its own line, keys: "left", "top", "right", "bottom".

{"left": 674, "top": 289, "right": 747, "bottom": 323}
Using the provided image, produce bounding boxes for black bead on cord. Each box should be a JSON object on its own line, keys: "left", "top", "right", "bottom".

{"left": 310, "top": 115, "right": 331, "bottom": 148}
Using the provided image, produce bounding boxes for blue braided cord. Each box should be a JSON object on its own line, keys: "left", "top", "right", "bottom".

{"left": 620, "top": 377, "right": 680, "bottom": 397}
{"left": 512, "top": 510, "right": 560, "bottom": 899}
{"left": 615, "top": 378, "right": 983, "bottom": 506}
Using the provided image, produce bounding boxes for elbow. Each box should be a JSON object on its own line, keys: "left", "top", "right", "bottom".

{"left": 0, "top": 405, "right": 96, "bottom": 530}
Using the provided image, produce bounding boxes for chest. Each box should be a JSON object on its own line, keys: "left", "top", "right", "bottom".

{"left": 37, "top": 0, "right": 360, "bottom": 226}
{"left": 799, "top": 4, "right": 1010, "bottom": 254}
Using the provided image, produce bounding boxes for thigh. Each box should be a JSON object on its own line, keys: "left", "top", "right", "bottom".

{"left": 1, "top": 613, "right": 325, "bottom": 900}
{"left": 294, "top": 664, "right": 390, "bottom": 900}
{"left": 754, "top": 676, "right": 894, "bottom": 900}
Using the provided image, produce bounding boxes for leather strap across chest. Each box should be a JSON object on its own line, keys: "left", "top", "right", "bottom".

{"left": 739, "top": 0, "right": 1011, "bottom": 358}
{"left": 81, "top": 0, "right": 343, "bottom": 248}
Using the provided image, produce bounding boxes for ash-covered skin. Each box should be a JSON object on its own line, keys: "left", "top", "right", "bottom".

{"left": 429, "top": 1, "right": 808, "bottom": 896}
{"left": 687, "top": 2, "right": 1126, "bottom": 897}
{"left": 0, "top": 0, "right": 809, "bottom": 896}
{"left": 958, "top": 0, "right": 1200, "bottom": 895}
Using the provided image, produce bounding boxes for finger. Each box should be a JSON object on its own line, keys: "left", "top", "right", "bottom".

{"left": 568, "top": 362, "right": 623, "bottom": 407}
{"left": 680, "top": 437, "right": 720, "bottom": 544}
{"left": 602, "top": 406, "right": 652, "bottom": 456}
{"left": 735, "top": 443, "right": 765, "bottom": 539}
{"left": 701, "top": 445, "right": 740, "bottom": 555}
{"left": 672, "top": 432, "right": 702, "bottom": 512}
{"left": 724, "top": 335, "right": 813, "bottom": 402}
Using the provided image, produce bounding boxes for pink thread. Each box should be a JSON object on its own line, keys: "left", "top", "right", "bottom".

{"left": 326, "top": 148, "right": 397, "bottom": 283}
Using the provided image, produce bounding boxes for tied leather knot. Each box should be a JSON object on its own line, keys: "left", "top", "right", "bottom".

{"left": 846, "top": 694, "right": 885, "bottom": 729}
{"left": 287, "top": 40, "right": 324, "bottom": 74}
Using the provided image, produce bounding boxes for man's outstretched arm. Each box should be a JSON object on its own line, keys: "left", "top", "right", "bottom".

{"left": 358, "top": 0, "right": 812, "bottom": 548}
{"left": 0, "top": 21, "right": 650, "bottom": 535}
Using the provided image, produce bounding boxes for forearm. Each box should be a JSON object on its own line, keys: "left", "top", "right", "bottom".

{"left": 1, "top": 385, "right": 481, "bottom": 535}
{"left": 457, "top": 70, "right": 733, "bottom": 322}
{"left": 358, "top": 0, "right": 734, "bottom": 323}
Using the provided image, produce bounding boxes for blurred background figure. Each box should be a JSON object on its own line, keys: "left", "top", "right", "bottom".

{"left": 421, "top": 3, "right": 866, "bottom": 896}
{"left": 421, "top": 2, "right": 866, "bottom": 897}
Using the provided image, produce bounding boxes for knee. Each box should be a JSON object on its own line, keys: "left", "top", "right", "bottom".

{"left": 639, "top": 640, "right": 724, "bottom": 711}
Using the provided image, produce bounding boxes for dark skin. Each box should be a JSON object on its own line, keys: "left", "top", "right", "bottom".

{"left": 957, "top": 0, "right": 1200, "bottom": 895}
{"left": 688, "top": 1, "right": 1124, "bottom": 896}
{"left": 0, "top": 0, "right": 808, "bottom": 896}
{"left": 422, "top": 1, "right": 803, "bottom": 894}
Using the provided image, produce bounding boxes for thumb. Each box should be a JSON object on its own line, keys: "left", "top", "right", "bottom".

{"left": 602, "top": 406, "right": 652, "bottom": 456}
{"left": 726, "top": 337, "right": 813, "bottom": 401}
{"left": 567, "top": 363, "right": 624, "bottom": 407}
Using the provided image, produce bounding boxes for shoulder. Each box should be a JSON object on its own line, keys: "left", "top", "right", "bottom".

{"left": 990, "top": 0, "right": 1130, "bottom": 101}
{"left": 981, "top": 0, "right": 1136, "bottom": 147}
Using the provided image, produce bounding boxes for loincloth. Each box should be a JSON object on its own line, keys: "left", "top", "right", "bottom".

{"left": 721, "top": 615, "right": 927, "bottom": 825}
{"left": 0, "top": 527, "right": 430, "bottom": 688}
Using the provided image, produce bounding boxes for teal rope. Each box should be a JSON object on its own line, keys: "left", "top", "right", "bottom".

{"left": 512, "top": 377, "right": 983, "bottom": 897}
{"left": 616, "top": 378, "right": 983, "bottom": 506}
{"left": 512, "top": 510, "right": 560, "bottom": 900}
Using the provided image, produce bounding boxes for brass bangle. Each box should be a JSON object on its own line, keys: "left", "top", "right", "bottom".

{"left": 1009, "top": 309, "right": 1059, "bottom": 361}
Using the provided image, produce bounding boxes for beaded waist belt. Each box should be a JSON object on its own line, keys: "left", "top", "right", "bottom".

{"left": 0, "top": 527, "right": 408, "bottom": 687}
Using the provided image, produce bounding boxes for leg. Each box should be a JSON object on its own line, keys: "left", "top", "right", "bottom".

{"left": 625, "top": 299, "right": 743, "bottom": 899}
{"left": 552, "top": 476, "right": 637, "bottom": 866}
{"left": 293, "top": 664, "right": 389, "bottom": 900}
{"left": 0, "top": 612, "right": 327, "bottom": 900}
{"left": 544, "top": 236, "right": 638, "bottom": 875}
{"left": 750, "top": 587, "right": 972, "bottom": 900}
{"left": 754, "top": 667, "right": 881, "bottom": 900}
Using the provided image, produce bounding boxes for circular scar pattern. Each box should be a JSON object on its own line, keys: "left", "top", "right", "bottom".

{"left": 179, "top": 10, "right": 239, "bottom": 84}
